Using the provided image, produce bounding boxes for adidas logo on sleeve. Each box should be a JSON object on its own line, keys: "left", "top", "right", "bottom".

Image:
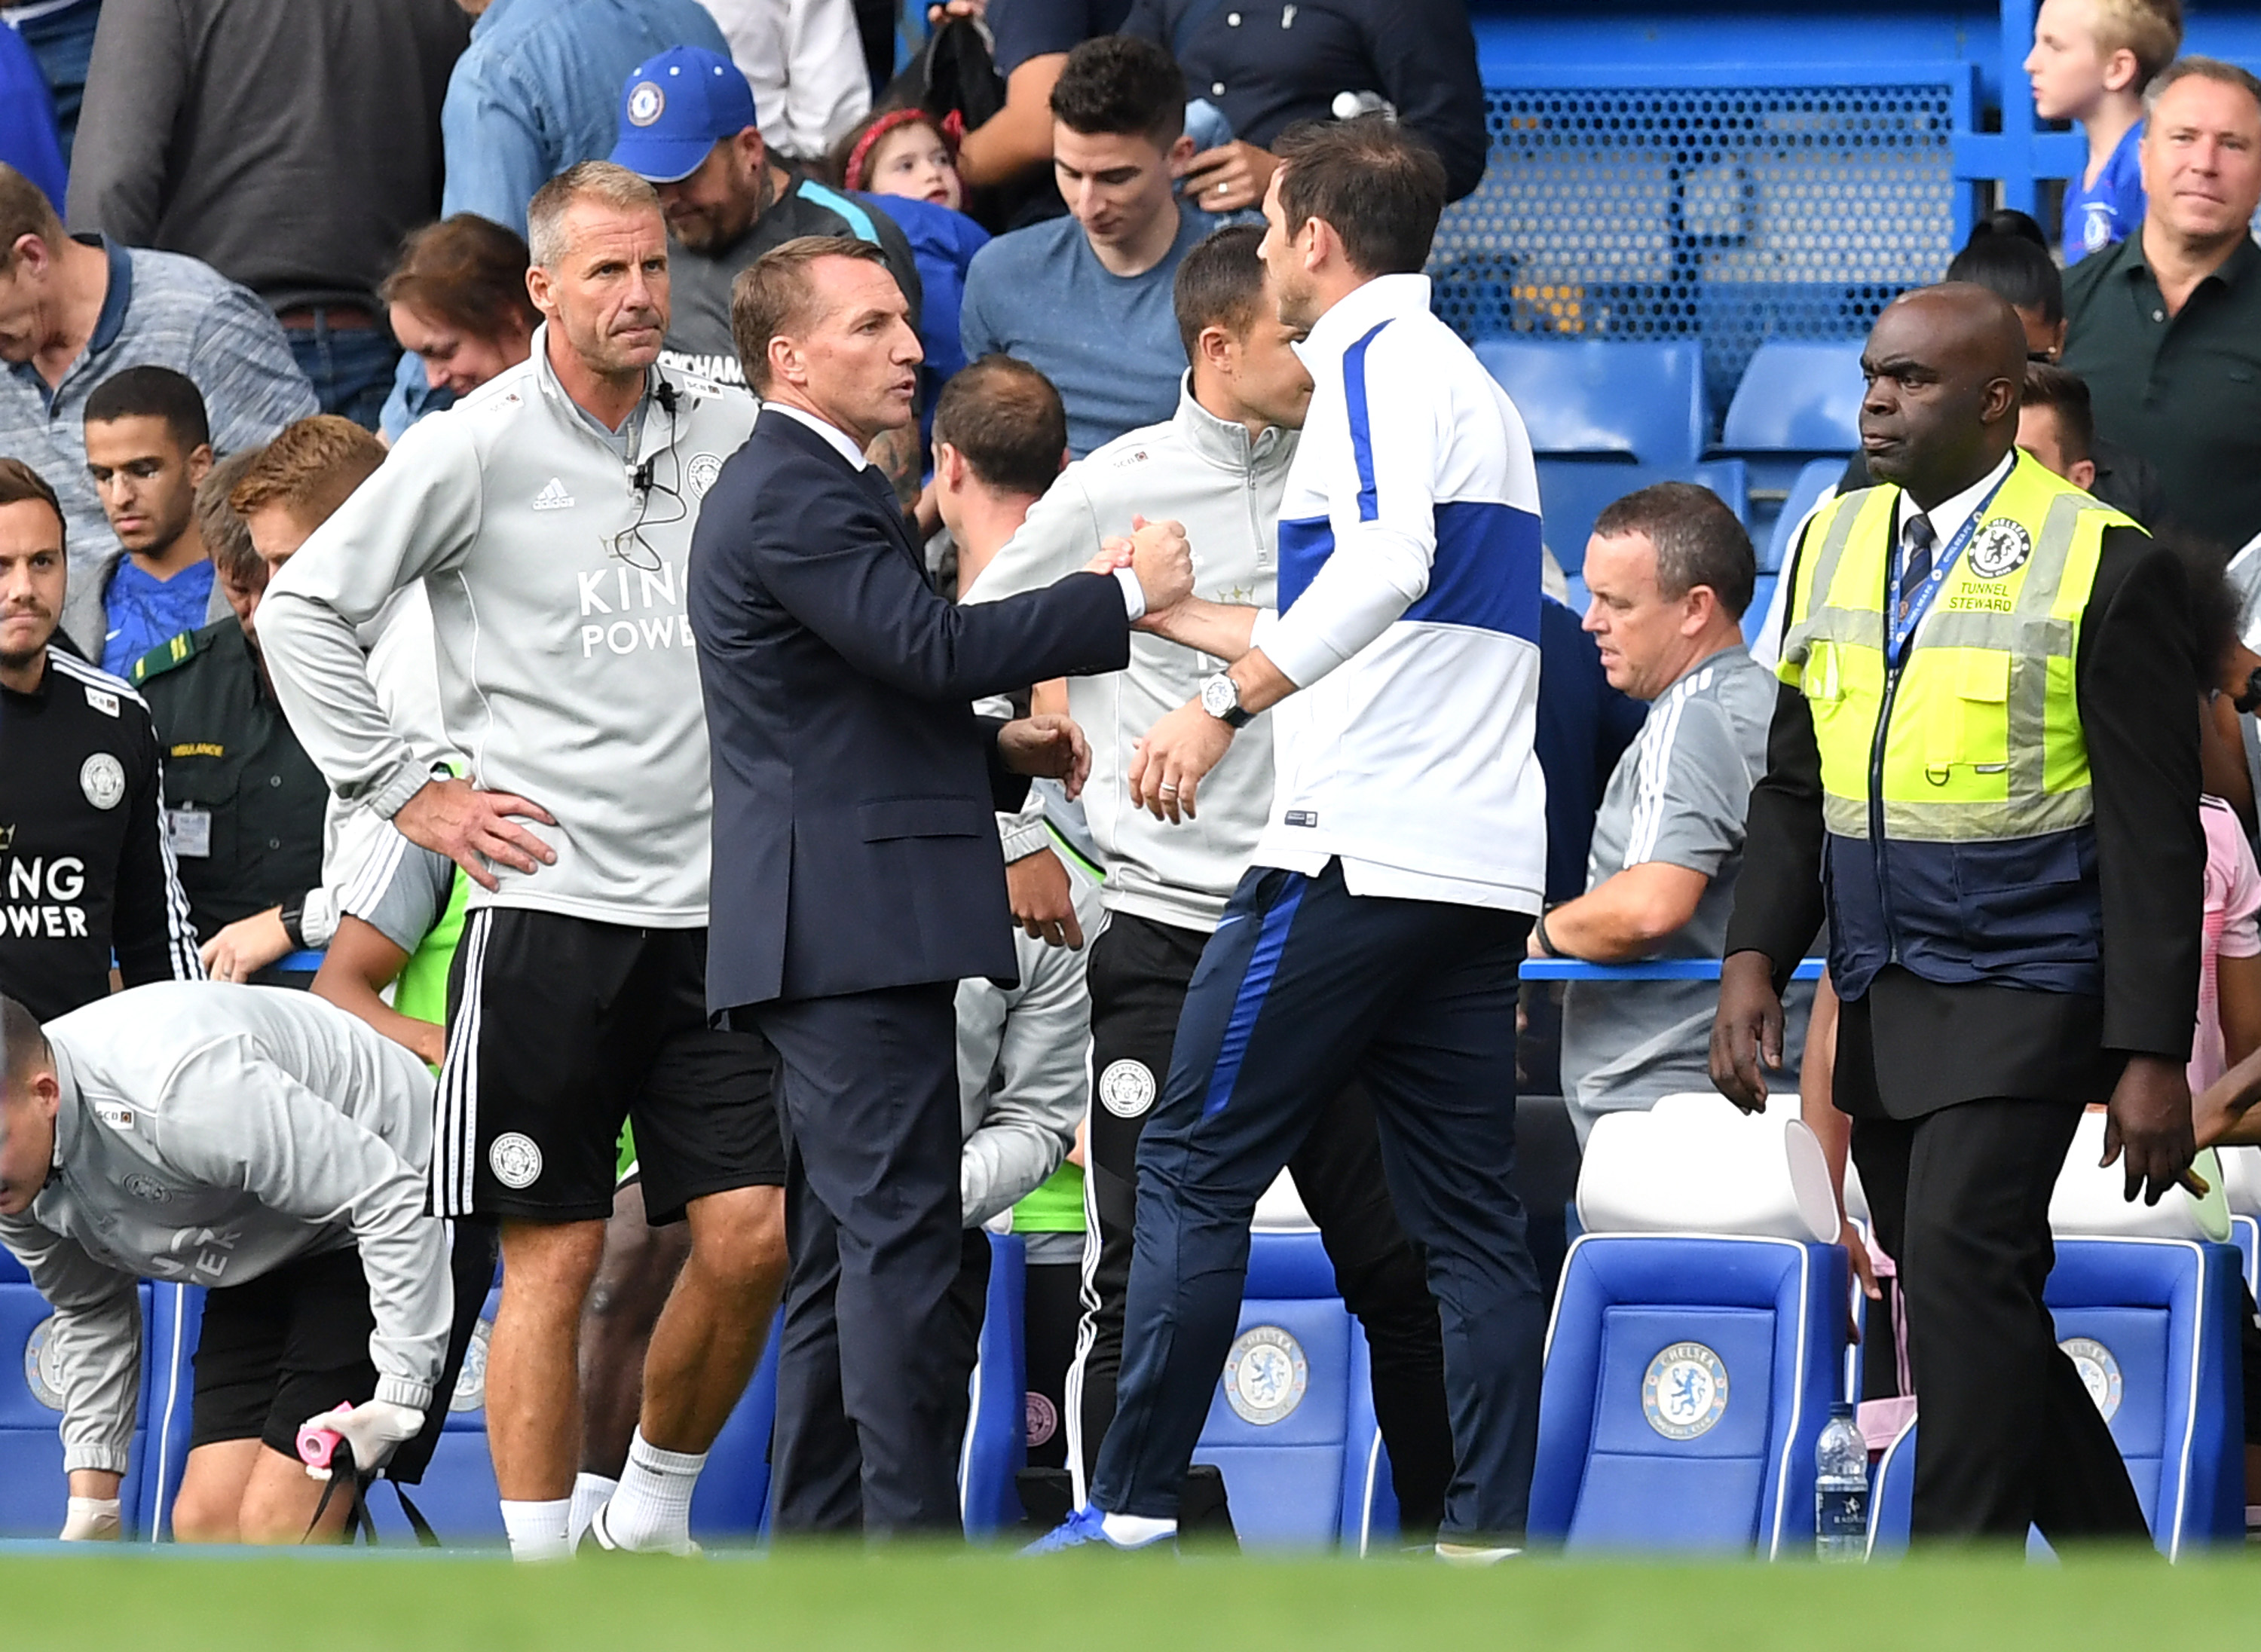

{"left": 531, "top": 477, "right": 576, "bottom": 511}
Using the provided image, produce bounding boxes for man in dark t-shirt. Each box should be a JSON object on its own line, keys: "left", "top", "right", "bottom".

{"left": 608, "top": 47, "right": 924, "bottom": 388}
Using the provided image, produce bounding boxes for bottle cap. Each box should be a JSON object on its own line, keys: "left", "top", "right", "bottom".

{"left": 1828, "top": 1400, "right": 1856, "bottom": 1418}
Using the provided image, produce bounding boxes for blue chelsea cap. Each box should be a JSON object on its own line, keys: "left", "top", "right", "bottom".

{"left": 609, "top": 47, "right": 758, "bottom": 184}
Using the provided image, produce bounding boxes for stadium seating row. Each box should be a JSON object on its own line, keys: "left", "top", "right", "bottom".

{"left": 10, "top": 1103, "right": 2252, "bottom": 1557}
{"left": 1474, "top": 338, "right": 1865, "bottom": 583}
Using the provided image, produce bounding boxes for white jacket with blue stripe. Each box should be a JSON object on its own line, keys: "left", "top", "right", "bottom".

{"left": 1249, "top": 274, "right": 1547, "bottom": 911}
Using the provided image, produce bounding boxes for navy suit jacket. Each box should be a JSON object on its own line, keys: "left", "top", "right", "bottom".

{"left": 690, "top": 408, "right": 1132, "bottom": 1011}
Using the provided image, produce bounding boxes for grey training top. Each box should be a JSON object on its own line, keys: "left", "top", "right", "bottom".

{"left": 0, "top": 983, "right": 446, "bottom": 1474}
{"left": 338, "top": 824, "right": 458, "bottom": 954}
{"left": 258, "top": 335, "right": 757, "bottom": 927}
{"left": 1560, "top": 644, "right": 1807, "bottom": 1133}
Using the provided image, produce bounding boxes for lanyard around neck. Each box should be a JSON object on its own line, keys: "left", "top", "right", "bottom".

{"left": 1886, "top": 472, "right": 2012, "bottom": 662}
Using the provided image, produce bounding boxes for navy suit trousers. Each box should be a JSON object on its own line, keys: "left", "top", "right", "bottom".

{"left": 745, "top": 983, "right": 965, "bottom": 1535}
{"left": 1088, "top": 858, "right": 1544, "bottom": 1541}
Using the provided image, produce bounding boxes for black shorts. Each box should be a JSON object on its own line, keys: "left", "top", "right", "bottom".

{"left": 188, "top": 1247, "right": 383, "bottom": 1459}
{"left": 187, "top": 1229, "right": 497, "bottom": 1486}
{"left": 436, "top": 909, "right": 784, "bottom": 1224}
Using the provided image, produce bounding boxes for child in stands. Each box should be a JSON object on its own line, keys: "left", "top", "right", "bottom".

{"left": 2024, "top": 0, "right": 2183, "bottom": 261}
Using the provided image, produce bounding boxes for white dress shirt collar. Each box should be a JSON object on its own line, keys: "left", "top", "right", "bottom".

{"left": 1894, "top": 449, "right": 2015, "bottom": 550}
{"left": 765, "top": 401, "right": 868, "bottom": 470}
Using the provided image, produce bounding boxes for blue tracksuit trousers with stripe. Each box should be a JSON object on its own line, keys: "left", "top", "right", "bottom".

{"left": 1088, "top": 858, "right": 1544, "bottom": 1541}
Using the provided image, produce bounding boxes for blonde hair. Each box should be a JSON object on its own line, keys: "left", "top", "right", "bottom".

{"left": 230, "top": 416, "right": 385, "bottom": 530}
{"left": 2093, "top": 0, "right": 2184, "bottom": 90}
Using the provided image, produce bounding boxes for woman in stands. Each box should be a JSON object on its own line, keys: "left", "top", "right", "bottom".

{"left": 378, "top": 214, "right": 540, "bottom": 445}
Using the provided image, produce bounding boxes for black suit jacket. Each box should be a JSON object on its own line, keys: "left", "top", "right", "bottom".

{"left": 1725, "top": 517, "right": 2202, "bottom": 1118}
{"left": 689, "top": 409, "right": 1132, "bottom": 1011}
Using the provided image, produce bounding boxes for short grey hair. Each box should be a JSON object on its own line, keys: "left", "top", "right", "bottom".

{"left": 2144, "top": 55, "right": 2261, "bottom": 118}
{"left": 526, "top": 161, "right": 662, "bottom": 271}
{"left": 1591, "top": 481, "right": 1757, "bottom": 618}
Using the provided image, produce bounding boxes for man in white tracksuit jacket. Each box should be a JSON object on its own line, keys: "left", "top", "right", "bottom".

{"left": 0, "top": 983, "right": 467, "bottom": 1544}
{"left": 964, "top": 224, "right": 1455, "bottom": 1535}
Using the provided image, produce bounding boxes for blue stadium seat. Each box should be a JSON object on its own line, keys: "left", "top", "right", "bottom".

{"left": 2045, "top": 1238, "right": 2245, "bottom": 1554}
{"left": 1531, "top": 1095, "right": 1849, "bottom": 1556}
{"left": 961, "top": 1231, "right": 1026, "bottom": 1537}
{"left": 0, "top": 1249, "right": 155, "bottom": 1538}
{"left": 1742, "top": 574, "right": 1776, "bottom": 648}
{"left": 1866, "top": 1239, "right": 2246, "bottom": 1559}
{"left": 365, "top": 1271, "right": 504, "bottom": 1543}
{"left": 687, "top": 1312, "right": 782, "bottom": 1541}
{"left": 2233, "top": 1215, "right": 2259, "bottom": 1297}
{"left": 1537, "top": 458, "right": 1749, "bottom": 576}
{"left": 1473, "top": 338, "right": 1709, "bottom": 468}
{"left": 1762, "top": 457, "right": 1847, "bottom": 574}
{"left": 1721, "top": 342, "right": 1866, "bottom": 454}
{"left": 1532, "top": 1233, "right": 1844, "bottom": 1554}
{"left": 1191, "top": 1217, "right": 1393, "bottom": 1550}
{"left": 142, "top": 1282, "right": 202, "bottom": 1540}
{"left": 1865, "top": 1409, "right": 1916, "bottom": 1558}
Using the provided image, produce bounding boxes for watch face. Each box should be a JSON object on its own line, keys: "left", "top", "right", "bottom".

{"left": 1203, "top": 676, "right": 1236, "bottom": 718}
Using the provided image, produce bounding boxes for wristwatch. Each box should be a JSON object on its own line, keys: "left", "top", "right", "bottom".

{"left": 1201, "top": 672, "right": 1253, "bottom": 729}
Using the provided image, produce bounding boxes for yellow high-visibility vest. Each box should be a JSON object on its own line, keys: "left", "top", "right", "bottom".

{"left": 1779, "top": 454, "right": 2134, "bottom": 844}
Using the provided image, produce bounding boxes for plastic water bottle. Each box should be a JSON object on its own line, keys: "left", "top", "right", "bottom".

{"left": 1814, "top": 1401, "right": 1869, "bottom": 1562}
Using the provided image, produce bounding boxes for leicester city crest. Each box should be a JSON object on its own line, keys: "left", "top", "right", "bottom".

{"left": 1642, "top": 1341, "right": 1730, "bottom": 1439}
{"left": 2060, "top": 1335, "right": 2123, "bottom": 1422}
{"left": 1966, "top": 519, "right": 2033, "bottom": 580}
{"left": 1224, "top": 1325, "right": 1308, "bottom": 1426}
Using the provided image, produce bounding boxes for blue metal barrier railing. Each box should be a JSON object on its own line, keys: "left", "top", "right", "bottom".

{"left": 1521, "top": 958, "right": 1825, "bottom": 982}
{"left": 265, "top": 953, "right": 1831, "bottom": 983}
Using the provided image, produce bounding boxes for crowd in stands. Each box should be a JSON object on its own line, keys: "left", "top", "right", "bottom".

{"left": 5, "top": 0, "right": 2261, "bottom": 1556}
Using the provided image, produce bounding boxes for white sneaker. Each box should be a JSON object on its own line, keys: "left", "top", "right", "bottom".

{"left": 1435, "top": 1540, "right": 1523, "bottom": 1566}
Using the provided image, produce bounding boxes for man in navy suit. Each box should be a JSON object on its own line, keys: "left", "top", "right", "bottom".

{"left": 687, "top": 235, "right": 1193, "bottom": 1534}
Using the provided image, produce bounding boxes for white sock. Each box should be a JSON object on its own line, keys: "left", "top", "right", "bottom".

{"left": 1100, "top": 1511, "right": 1177, "bottom": 1546}
{"left": 604, "top": 1428, "right": 706, "bottom": 1554}
{"left": 500, "top": 1498, "right": 572, "bottom": 1562}
{"left": 568, "top": 1473, "right": 617, "bottom": 1549}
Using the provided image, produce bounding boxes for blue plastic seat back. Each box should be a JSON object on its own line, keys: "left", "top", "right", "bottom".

{"left": 0, "top": 1247, "right": 153, "bottom": 1537}
{"left": 687, "top": 1310, "right": 782, "bottom": 1540}
{"left": 364, "top": 1271, "right": 506, "bottom": 1542}
{"left": 1721, "top": 342, "right": 1866, "bottom": 454}
{"left": 1762, "top": 457, "right": 1848, "bottom": 574}
{"left": 1540, "top": 458, "right": 1748, "bottom": 576}
{"left": 1867, "top": 1238, "right": 2246, "bottom": 1558}
{"left": 2044, "top": 1237, "right": 2244, "bottom": 1554}
{"left": 1193, "top": 1230, "right": 1381, "bottom": 1550}
{"left": 142, "top": 1282, "right": 203, "bottom": 1539}
{"left": 961, "top": 1231, "right": 1027, "bottom": 1537}
{"left": 1473, "top": 338, "right": 1708, "bottom": 468}
{"left": 1531, "top": 1234, "right": 1845, "bottom": 1557}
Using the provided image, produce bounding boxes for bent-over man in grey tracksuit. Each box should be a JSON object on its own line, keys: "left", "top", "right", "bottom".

{"left": 0, "top": 983, "right": 482, "bottom": 1544}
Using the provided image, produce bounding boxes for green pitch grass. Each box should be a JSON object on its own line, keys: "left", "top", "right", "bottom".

{"left": 7, "top": 1544, "right": 2261, "bottom": 1652}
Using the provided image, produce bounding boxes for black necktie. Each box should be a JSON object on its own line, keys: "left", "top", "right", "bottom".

{"left": 1898, "top": 514, "right": 1936, "bottom": 623}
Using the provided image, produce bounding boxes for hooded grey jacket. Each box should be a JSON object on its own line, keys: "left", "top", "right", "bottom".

{"left": 0, "top": 984, "right": 444, "bottom": 1474}
{"left": 965, "top": 379, "right": 1296, "bottom": 934}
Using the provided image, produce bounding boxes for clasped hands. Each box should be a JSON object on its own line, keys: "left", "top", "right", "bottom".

{"left": 1083, "top": 518, "right": 1237, "bottom": 824}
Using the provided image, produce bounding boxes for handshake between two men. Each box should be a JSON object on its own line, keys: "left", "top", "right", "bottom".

{"left": 1000, "top": 515, "right": 1203, "bottom": 801}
